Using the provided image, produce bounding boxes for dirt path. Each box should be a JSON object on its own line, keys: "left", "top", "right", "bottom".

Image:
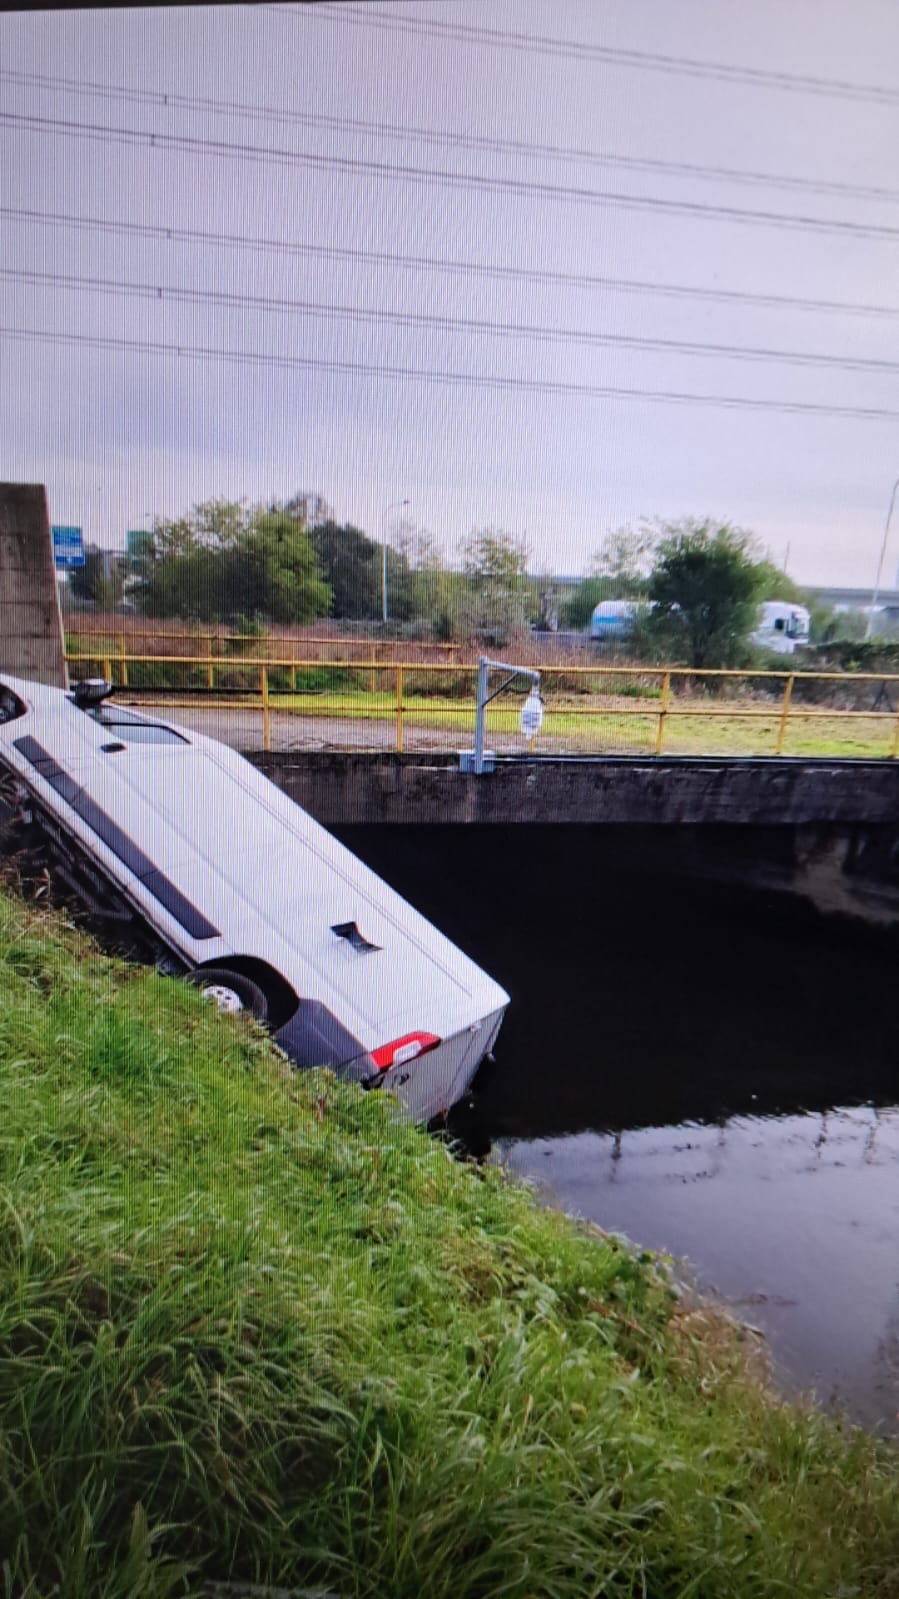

{"left": 118, "top": 699, "right": 651, "bottom": 756}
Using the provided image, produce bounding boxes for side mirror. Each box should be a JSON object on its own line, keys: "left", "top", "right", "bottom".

{"left": 72, "top": 678, "right": 114, "bottom": 708}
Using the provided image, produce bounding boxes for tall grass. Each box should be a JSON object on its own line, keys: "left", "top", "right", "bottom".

{"left": 0, "top": 884, "right": 896, "bottom": 1597}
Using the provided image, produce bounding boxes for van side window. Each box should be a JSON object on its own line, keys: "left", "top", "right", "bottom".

{"left": 774, "top": 618, "right": 785, "bottom": 632}
{"left": 0, "top": 688, "right": 25, "bottom": 723}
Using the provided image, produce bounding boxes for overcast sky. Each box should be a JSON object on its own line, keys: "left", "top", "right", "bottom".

{"left": 2, "top": 0, "right": 899, "bottom": 584}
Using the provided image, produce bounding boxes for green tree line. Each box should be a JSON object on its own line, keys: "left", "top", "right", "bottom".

{"left": 70, "top": 497, "right": 860, "bottom": 662}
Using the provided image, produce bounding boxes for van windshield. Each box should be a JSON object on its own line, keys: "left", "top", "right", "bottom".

{"left": 85, "top": 705, "right": 188, "bottom": 745}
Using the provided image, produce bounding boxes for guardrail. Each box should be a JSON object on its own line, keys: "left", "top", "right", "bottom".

{"left": 63, "top": 629, "right": 463, "bottom": 689}
{"left": 63, "top": 654, "right": 899, "bottom": 758}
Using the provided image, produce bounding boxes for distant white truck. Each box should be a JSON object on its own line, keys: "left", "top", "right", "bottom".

{"left": 589, "top": 598, "right": 810, "bottom": 655}
{"left": 748, "top": 601, "right": 811, "bottom": 655}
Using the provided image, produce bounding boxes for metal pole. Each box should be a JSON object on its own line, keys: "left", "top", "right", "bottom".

{"left": 775, "top": 673, "right": 795, "bottom": 756}
{"left": 473, "top": 658, "right": 490, "bottom": 774}
{"left": 395, "top": 665, "right": 404, "bottom": 752}
{"left": 472, "top": 657, "right": 541, "bottom": 775}
{"left": 865, "top": 476, "right": 899, "bottom": 641}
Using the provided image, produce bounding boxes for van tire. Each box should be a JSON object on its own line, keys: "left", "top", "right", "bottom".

{"left": 188, "top": 967, "right": 269, "bottom": 1022}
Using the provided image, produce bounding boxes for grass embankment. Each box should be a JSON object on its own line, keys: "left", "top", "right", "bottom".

{"left": 1, "top": 886, "right": 897, "bottom": 1598}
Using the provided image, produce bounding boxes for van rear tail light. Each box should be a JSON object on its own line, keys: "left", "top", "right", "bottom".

{"left": 371, "top": 1032, "right": 441, "bottom": 1071}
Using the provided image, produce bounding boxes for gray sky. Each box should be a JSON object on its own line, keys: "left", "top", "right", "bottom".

{"left": 2, "top": 0, "right": 899, "bottom": 584}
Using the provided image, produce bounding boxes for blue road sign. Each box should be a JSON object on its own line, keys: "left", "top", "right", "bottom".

{"left": 52, "top": 525, "right": 85, "bottom": 570}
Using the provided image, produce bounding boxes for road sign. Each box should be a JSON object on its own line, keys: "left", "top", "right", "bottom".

{"left": 51, "top": 525, "right": 85, "bottom": 570}
{"left": 126, "top": 528, "right": 152, "bottom": 562}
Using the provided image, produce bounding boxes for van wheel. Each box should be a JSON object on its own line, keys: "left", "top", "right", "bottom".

{"left": 188, "top": 967, "right": 268, "bottom": 1022}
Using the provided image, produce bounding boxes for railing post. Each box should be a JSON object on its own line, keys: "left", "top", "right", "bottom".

{"left": 260, "top": 663, "right": 271, "bottom": 752}
{"left": 473, "top": 658, "right": 490, "bottom": 774}
{"left": 775, "top": 674, "right": 795, "bottom": 756}
{"left": 102, "top": 656, "right": 112, "bottom": 685}
{"left": 370, "top": 644, "right": 376, "bottom": 696}
{"left": 891, "top": 707, "right": 899, "bottom": 759}
{"left": 395, "top": 664, "right": 404, "bottom": 752}
{"left": 291, "top": 641, "right": 297, "bottom": 694}
{"left": 655, "top": 670, "right": 671, "bottom": 756}
{"left": 119, "top": 633, "right": 128, "bottom": 688}
{"left": 206, "top": 635, "right": 214, "bottom": 691}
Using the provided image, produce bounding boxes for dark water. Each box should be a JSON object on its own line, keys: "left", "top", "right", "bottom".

{"left": 336, "top": 825, "right": 899, "bottom": 1432}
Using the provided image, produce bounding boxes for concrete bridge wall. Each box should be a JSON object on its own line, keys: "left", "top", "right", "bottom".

{"left": 247, "top": 751, "right": 899, "bottom": 828}
{"left": 0, "top": 484, "right": 66, "bottom": 689}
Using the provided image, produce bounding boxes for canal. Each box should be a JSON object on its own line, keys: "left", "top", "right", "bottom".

{"left": 336, "top": 824, "right": 899, "bottom": 1434}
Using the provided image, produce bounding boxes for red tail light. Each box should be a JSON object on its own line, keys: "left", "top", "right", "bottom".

{"left": 371, "top": 1031, "right": 441, "bottom": 1071}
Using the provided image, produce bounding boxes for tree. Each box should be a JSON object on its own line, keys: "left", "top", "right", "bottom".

{"left": 390, "top": 519, "right": 448, "bottom": 623}
{"left": 135, "top": 505, "right": 331, "bottom": 623}
{"left": 304, "top": 520, "right": 382, "bottom": 619}
{"left": 590, "top": 526, "right": 657, "bottom": 587}
{"left": 562, "top": 526, "right": 656, "bottom": 629}
{"left": 283, "top": 490, "right": 332, "bottom": 528}
{"left": 646, "top": 520, "right": 767, "bottom": 668}
{"left": 455, "top": 527, "right": 534, "bottom": 642}
{"left": 66, "top": 546, "right": 126, "bottom": 611}
{"left": 223, "top": 512, "right": 332, "bottom": 624}
{"left": 752, "top": 560, "right": 803, "bottom": 604}
{"left": 461, "top": 527, "right": 531, "bottom": 589}
{"left": 149, "top": 498, "right": 251, "bottom": 560}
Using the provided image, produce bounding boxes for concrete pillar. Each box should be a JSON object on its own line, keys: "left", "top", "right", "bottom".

{"left": 0, "top": 483, "right": 67, "bottom": 687}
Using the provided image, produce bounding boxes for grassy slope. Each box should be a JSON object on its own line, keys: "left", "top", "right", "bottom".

{"left": 0, "top": 885, "right": 897, "bottom": 1599}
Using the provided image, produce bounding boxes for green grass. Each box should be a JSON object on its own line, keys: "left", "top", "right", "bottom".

{"left": 1, "top": 890, "right": 897, "bottom": 1595}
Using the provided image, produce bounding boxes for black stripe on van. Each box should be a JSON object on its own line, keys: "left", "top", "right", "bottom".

{"left": 12, "top": 735, "right": 219, "bottom": 941}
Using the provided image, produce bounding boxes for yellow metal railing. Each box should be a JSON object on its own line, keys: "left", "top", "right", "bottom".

{"left": 63, "top": 654, "right": 899, "bottom": 758}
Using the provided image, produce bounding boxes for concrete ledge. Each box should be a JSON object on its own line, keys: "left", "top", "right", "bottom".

{"left": 246, "top": 751, "right": 899, "bottom": 827}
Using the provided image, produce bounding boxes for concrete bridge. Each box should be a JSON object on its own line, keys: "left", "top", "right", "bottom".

{"left": 249, "top": 750, "right": 899, "bottom": 926}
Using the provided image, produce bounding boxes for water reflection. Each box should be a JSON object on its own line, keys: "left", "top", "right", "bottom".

{"left": 498, "top": 1107, "right": 899, "bottom": 1431}
{"left": 335, "top": 825, "right": 899, "bottom": 1430}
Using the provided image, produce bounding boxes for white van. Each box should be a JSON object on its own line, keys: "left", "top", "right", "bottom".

{"left": 590, "top": 597, "right": 810, "bottom": 655}
{"left": 0, "top": 674, "right": 509, "bottom": 1123}
{"left": 749, "top": 601, "right": 811, "bottom": 655}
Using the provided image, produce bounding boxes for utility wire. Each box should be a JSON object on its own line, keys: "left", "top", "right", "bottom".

{"left": 6, "top": 205, "right": 899, "bottom": 323}
{"left": 7, "top": 265, "right": 899, "bottom": 377}
{"left": 3, "top": 113, "right": 899, "bottom": 241}
{"left": 2, "top": 66, "right": 897, "bottom": 205}
{"left": 275, "top": 3, "right": 899, "bottom": 108}
{"left": 2, "top": 325, "right": 897, "bottom": 421}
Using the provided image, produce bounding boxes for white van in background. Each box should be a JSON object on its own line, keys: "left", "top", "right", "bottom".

{"left": 590, "top": 598, "right": 810, "bottom": 654}
{"left": 0, "top": 674, "right": 509, "bottom": 1124}
{"left": 749, "top": 601, "right": 811, "bottom": 655}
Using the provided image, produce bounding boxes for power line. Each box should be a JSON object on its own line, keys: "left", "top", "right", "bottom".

{"left": 276, "top": 3, "right": 899, "bottom": 108}
{"left": 3, "top": 112, "right": 897, "bottom": 241}
{"left": 6, "top": 205, "right": 899, "bottom": 323}
{"left": 3, "top": 65, "right": 897, "bottom": 205}
{"left": 7, "top": 265, "right": 899, "bottom": 377}
{"left": 2, "top": 324, "right": 897, "bottom": 421}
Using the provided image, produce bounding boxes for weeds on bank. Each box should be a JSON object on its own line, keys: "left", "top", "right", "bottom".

{"left": 0, "top": 886, "right": 897, "bottom": 1598}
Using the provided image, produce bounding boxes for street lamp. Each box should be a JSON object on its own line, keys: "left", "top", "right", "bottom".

{"left": 865, "top": 475, "right": 899, "bottom": 641}
{"left": 382, "top": 498, "right": 409, "bottom": 625}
